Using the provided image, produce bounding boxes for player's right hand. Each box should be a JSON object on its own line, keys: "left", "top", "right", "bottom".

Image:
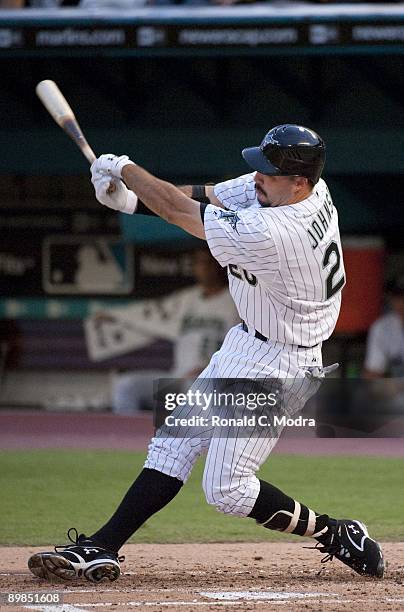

{"left": 91, "top": 171, "right": 138, "bottom": 215}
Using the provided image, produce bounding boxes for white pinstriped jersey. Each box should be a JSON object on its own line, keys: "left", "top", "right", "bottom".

{"left": 203, "top": 174, "right": 345, "bottom": 347}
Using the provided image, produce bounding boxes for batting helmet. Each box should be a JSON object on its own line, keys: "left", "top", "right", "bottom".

{"left": 242, "top": 124, "right": 326, "bottom": 185}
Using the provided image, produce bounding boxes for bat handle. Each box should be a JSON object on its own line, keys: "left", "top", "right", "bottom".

{"left": 83, "top": 144, "right": 96, "bottom": 164}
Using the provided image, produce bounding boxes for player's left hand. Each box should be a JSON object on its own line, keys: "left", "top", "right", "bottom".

{"left": 91, "top": 154, "right": 135, "bottom": 179}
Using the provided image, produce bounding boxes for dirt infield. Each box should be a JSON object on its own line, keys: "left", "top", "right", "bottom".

{"left": 1, "top": 542, "right": 403, "bottom": 611}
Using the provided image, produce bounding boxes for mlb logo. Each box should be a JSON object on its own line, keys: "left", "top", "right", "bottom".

{"left": 42, "top": 236, "right": 134, "bottom": 295}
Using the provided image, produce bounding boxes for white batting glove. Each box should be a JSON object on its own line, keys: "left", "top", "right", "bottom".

{"left": 91, "top": 153, "right": 135, "bottom": 180}
{"left": 92, "top": 172, "right": 138, "bottom": 214}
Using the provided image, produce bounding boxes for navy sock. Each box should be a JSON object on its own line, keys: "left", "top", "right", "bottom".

{"left": 91, "top": 468, "right": 183, "bottom": 552}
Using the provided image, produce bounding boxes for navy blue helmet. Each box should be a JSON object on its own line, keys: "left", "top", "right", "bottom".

{"left": 242, "top": 124, "right": 326, "bottom": 185}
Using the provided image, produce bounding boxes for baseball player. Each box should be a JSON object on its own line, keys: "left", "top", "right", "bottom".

{"left": 28, "top": 124, "right": 385, "bottom": 583}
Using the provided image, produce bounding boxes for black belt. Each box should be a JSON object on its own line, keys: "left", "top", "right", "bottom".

{"left": 241, "top": 321, "right": 317, "bottom": 350}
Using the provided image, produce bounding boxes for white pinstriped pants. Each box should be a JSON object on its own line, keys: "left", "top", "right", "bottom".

{"left": 144, "top": 324, "right": 322, "bottom": 518}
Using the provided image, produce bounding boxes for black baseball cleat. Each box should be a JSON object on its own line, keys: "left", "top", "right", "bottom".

{"left": 312, "top": 519, "right": 385, "bottom": 578}
{"left": 28, "top": 528, "right": 124, "bottom": 583}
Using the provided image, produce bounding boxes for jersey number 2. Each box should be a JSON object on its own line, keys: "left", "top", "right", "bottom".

{"left": 323, "top": 241, "right": 345, "bottom": 299}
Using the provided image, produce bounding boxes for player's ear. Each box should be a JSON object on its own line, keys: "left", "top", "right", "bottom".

{"left": 294, "top": 176, "right": 309, "bottom": 191}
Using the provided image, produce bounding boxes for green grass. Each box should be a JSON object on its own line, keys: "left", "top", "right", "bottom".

{"left": 0, "top": 450, "right": 403, "bottom": 546}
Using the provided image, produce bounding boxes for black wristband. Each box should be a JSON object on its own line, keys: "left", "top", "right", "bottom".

{"left": 200, "top": 202, "right": 208, "bottom": 222}
{"left": 192, "top": 185, "right": 211, "bottom": 204}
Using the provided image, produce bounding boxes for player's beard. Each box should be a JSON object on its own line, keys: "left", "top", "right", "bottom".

{"left": 255, "top": 184, "right": 267, "bottom": 205}
{"left": 255, "top": 184, "right": 278, "bottom": 207}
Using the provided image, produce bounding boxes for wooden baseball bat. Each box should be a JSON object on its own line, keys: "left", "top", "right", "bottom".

{"left": 36, "top": 80, "right": 116, "bottom": 193}
{"left": 36, "top": 80, "right": 96, "bottom": 164}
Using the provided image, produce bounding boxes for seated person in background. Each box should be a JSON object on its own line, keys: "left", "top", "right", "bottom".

{"left": 363, "top": 274, "right": 404, "bottom": 379}
{"left": 362, "top": 273, "right": 404, "bottom": 416}
{"left": 104, "top": 248, "right": 239, "bottom": 413}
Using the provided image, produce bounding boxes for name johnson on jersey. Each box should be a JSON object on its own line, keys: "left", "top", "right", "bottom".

{"left": 307, "top": 188, "right": 335, "bottom": 250}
